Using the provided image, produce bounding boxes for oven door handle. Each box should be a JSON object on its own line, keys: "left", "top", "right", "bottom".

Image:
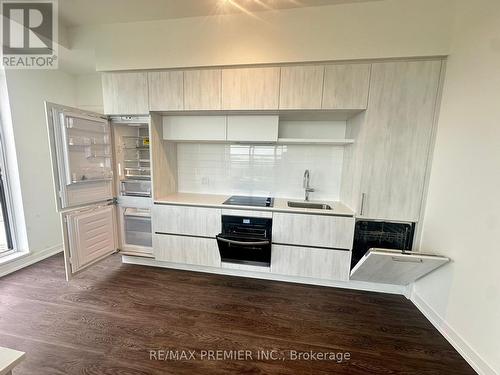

{"left": 216, "top": 235, "right": 270, "bottom": 246}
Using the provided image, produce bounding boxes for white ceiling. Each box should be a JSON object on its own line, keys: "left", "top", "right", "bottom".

{"left": 59, "top": 0, "right": 381, "bottom": 27}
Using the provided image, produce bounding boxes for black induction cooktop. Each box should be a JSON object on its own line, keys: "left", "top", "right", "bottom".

{"left": 222, "top": 195, "right": 274, "bottom": 208}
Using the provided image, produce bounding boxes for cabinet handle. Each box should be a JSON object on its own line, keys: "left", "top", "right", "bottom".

{"left": 216, "top": 235, "right": 270, "bottom": 247}
{"left": 360, "top": 193, "right": 366, "bottom": 216}
{"left": 391, "top": 257, "right": 423, "bottom": 263}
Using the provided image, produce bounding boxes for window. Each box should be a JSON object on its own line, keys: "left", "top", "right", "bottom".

{"left": 0, "top": 165, "right": 13, "bottom": 256}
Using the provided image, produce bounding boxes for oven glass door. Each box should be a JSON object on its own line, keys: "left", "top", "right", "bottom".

{"left": 216, "top": 235, "right": 271, "bottom": 267}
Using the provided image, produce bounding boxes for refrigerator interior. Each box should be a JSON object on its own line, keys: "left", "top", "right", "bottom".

{"left": 64, "top": 116, "right": 113, "bottom": 184}
{"left": 112, "top": 120, "right": 153, "bottom": 256}
{"left": 113, "top": 123, "right": 151, "bottom": 197}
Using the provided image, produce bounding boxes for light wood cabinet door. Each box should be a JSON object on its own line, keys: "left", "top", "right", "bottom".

{"left": 272, "top": 213, "right": 355, "bottom": 250}
{"left": 222, "top": 67, "right": 280, "bottom": 110}
{"left": 279, "top": 65, "right": 324, "bottom": 109}
{"left": 154, "top": 233, "right": 221, "bottom": 267}
{"left": 184, "top": 69, "right": 221, "bottom": 110}
{"left": 357, "top": 60, "right": 442, "bottom": 221}
{"left": 152, "top": 204, "right": 221, "bottom": 237}
{"left": 102, "top": 72, "right": 149, "bottom": 115}
{"left": 148, "top": 71, "right": 184, "bottom": 111}
{"left": 322, "top": 64, "right": 371, "bottom": 109}
{"left": 271, "top": 245, "right": 350, "bottom": 281}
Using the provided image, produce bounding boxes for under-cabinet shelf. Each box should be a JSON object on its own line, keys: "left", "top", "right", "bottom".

{"left": 276, "top": 138, "right": 354, "bottom": 145}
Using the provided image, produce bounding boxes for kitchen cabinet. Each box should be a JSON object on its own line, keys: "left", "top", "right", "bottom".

{"left": 322, "top": 64, "right": 371, "bottom": 109}
{"left": 184, "top": 69, "right": 221, "bottom": 110}
{"left": 353, "top": 60, "right": 442, "bottom": 221}
{"left": 279, "top": 65, "right": 324, "bottom": 109}
{"left": 222, "top": 67, "right": 280, "bottom": 110}
{"left": 148, "top": 71, "right": 184, "bottom": 111}
{"left": 272, "top": 213, "right": 354, "bottom": 250}
{"left": 162, "top": 116, "right": 226, "bottom": 141}
{"left": 152, "top": 204, "right": 221, "bottom": 237}
{"left": 102, "top": 72, "right": 149, "bottom": 115}
{"left": 154, "top": 233, "right": 221, "bottom": 267}
{"left": 226, "top": 115, "right": 278, "bottom": 142}
{"left": 271, "top": 245, "right": 350, "bottom": 281}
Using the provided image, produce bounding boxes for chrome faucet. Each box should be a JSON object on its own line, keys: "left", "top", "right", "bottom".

{"left": 303, "top": 169, "right": 315, "bottom": 201}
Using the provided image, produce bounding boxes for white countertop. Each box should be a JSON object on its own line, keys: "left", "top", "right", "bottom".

{"left": 0, "top": 347, "right": 25, "bottom": 375}
{"left": 155, "top": 193, "right": 354, "bottom": 217}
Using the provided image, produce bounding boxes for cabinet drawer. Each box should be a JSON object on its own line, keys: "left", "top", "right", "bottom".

{"left": 272, "top": 213, "right": 354, "bottom": 249}
{"left": 154, "top": 233, "right": 221, "bottom": 267}
{"left": 271, "top": 244, "right": 350, "bottom": 281}
{"left": 152, "top": 204, "right": 221, "bottom": 237}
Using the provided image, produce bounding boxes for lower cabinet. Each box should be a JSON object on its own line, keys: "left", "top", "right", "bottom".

{"left": 271, "top": 245, "right": 351, "bottom": 281}
{"left": 152, "top": 204, "right": 221, "bottom": 237}
{"left": 272, "top": 213, "right": 354, "bottom": 250}
{"left": 154, "top": 233, "right": 221, "bottom": 267}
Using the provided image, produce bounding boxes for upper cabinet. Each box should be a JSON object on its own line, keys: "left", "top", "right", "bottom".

{"left": 184, "top": 69, "right": 222, "bottom": 110}
{"left": 102, "top": 62, "right": 374, "bottom": 114}
{"left": 102, "top": 72, "right": 149, "bottom": 115}
{"left": 148, "top": 71, "right": 184, "bottom": 111}
{"left": 322, "top": 64, "right": 371, "bottom": 110}
{"left": 222, "top": 67, "right": 280, "bottom": 110}
{"left": 279, "top": 65, "right": 324, "bottom": 110}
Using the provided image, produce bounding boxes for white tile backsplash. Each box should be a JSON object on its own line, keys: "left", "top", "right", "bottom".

{"left": 177, "top": 143, "right": 345, "bottom": 200}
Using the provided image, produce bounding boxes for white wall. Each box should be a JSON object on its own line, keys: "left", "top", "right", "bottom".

{"left": 3, "top": 70, "right": 76, "bottom": 257}
{"left": 69, "top": 0, "right": 454, "bottom": 71}
{"left": 75, "top": 73, "right": 103, "bottom": 113}
{"left": 413, "top": 1, "right": 500, "bottom": 374}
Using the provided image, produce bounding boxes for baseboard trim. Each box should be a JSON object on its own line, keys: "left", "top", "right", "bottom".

{"left": 411, "top": 292, "right": 496, "bottom": 375}
{"left": 122, "top": 255, "right": 408, "bottom": 296}
{"left": 0, "top": 244, "right": 63, "bottom": 277}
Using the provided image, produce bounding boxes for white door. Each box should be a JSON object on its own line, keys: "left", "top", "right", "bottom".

{"left": 350, "top": 248, "right": 449, "bottom": 285}
{"left": 46, "top": 102, "right": 118, "bottom": 279}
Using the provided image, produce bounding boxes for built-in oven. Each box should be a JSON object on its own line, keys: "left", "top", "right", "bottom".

{"left": 216, "top": 215, "right": 272, "bottom": 267}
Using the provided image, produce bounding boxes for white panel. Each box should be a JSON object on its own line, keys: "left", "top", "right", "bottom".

{"left": 65, "top": 205, "right": 117, "bottom": 274}
{"left": 272, "top": 212, "right": 354, "bottom": 249}
{"left": 152, "top": 204, "right": 221, "bottom": 237}
{"left": 278, "top": 121, "right": 346, "bottom": 139}
{"left": 154, "top": 233, "right": 221, "bottom": 267}
{"left": 162, "top": 116, "right": 226, "bottom": 141}
{"left": 350, "top": 249, "right": 449, "bottom": 285}
{"left": 271, "top": 244, "right": 350, "bottom": 281}
{"left": 226, "top": 115, "right": 278, "bottom": 142}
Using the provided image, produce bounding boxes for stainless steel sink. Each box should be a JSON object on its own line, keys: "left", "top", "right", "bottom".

{"left": 287, "top": 201, "right": 332, "bottom": 210}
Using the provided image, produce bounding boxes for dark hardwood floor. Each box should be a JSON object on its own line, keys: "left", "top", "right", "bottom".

{"left": 0, "top": 254, "right": 474, "bottom": 374}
